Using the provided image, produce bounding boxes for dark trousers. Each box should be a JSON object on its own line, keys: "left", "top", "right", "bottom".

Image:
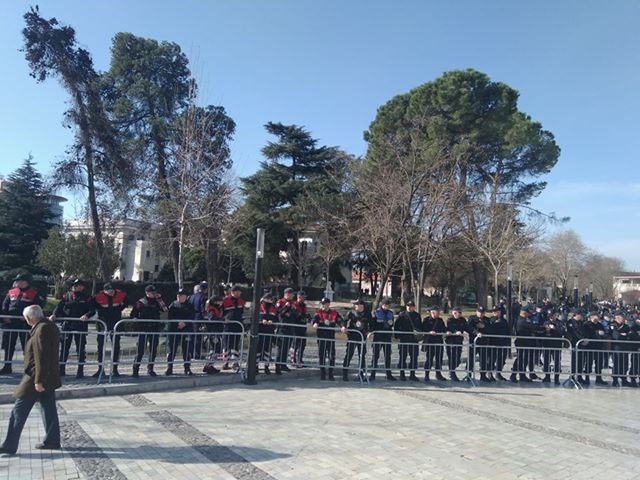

{"left": 446, "top": 344, "right": 463, "bottom": 372}
{"left": 343, "top": 340, "right": 366, "bottom": 371}
{"left": 167, "top": 332, "right": 191, "bottom": 368}
{"left": 223, "top": 329, "right": 241, "bottom": 357}
{"left": 257, "top": 334, "right": 274, "bottom": 362}
{"left": 612, "top": 350, "right": 629, "bottom": 378}
{"left": 571, "top": 348, "right": 586, "bottom": 376}
{"left": 585, "top": 350, "right": 605, "bottom": 375}
{"left": 543, "top": 349, "right": 562, "bottom": 374}
{"left": 135, "top": 333, "right": 159, "bottom": 368}
{"left": 511, "top": 346, "right": 533, "bottom": 374}
{"left": 192, "top": 323, "right": 202, "bottom": 358}
{"left": 2, "top": 329, "right": 28, "bottom": 364}
{"left": 398, "top": 342, "right": 418, "bottom": 371}
{"left": 96, "top": 329, "right": 121, "bottom": 366}
{"left": 292, "top": 330, "right": 307, "bottom": 364}
{"left": 276, "top": 335, "right": 292, "bottom": 367}
{"left": 60, "top": 331, "right": 87, "bottom": 368}
{"left": 489, "top": 346, "right": 508, "bottom": 372}
{"left": 318, "top": 338, "right": 336, "bottom": 372}
{"left": 372, "top": 342, "right": 392, "bottom": 373}
{"left": 424, "top": 344, "right": 443, "bottom": 371}
{"left": 631, "top": 352, "right": 640, "bottom": 377}
{"left": 1, "top": 389, "right": 60, "bottom": 454}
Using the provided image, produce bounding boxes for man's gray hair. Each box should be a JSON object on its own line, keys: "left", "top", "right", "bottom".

{"left": 23, "top": 304, "right": 44, "bottom": 322}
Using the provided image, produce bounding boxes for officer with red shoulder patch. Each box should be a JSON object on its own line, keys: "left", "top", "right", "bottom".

{"left": 312, "top": 297, "right": 344, "bottom": 381}
{"left": 221, "top": 285, "right": 245, "bottom": 370}
{"left": 92, "top": 282, "right": 127, "bottom": 378}
{"left": 129, "top": 285, "right": 168, "bottom": 377}
{"left": 1, "top": 273, "right": 45, "bottom": 374}
{"left": 275, "top": 287, "right": 298, "bottom": 374}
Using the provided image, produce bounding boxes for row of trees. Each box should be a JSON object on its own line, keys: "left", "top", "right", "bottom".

{"left": 4, "top": 7, "right": 626, "bottom": 306}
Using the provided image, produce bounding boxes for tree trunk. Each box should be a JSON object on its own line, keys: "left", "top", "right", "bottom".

{"left": 493, "top": 268, "right": 499, "bottom": 308}
{"left": 400, "top": 265, "right": 413, "bottom": 305}
{"left": 374, "top": 270, "right": 390, "bottom": 306}
{"left": 472, "top": 261, "right": 488, "bottom": 307}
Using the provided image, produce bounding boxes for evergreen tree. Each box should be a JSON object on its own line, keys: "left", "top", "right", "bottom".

{"left": 0, "top": 156, "right": 54, "bottom": 274}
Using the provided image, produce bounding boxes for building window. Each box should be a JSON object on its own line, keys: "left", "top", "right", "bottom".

{"left": 143, "top": 271, "right": 150, "bottom": 281}
{"left": 146, "top": 250, "right": 150, "bottom": 258}
{"left": 154, "top": 265, "right": 159, "bottom": 272}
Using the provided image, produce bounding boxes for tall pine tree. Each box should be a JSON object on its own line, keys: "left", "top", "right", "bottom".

{"left": 0, "top": 156, "right": 54, "bottom": 274}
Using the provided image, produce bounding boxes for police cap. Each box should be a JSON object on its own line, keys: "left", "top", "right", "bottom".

{"left": 145, "top": 284, "right": 157, "bottom": 292}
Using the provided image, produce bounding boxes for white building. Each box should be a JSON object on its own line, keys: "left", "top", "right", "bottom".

{"left": 66, "top": 219, "right": 168, "bottom": 282}
{"left": 613, "top": 272, "right": 640, "bottom": 305}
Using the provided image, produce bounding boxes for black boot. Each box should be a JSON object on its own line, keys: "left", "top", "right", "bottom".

{"left": 409, "top": 372, "right": 419, "bottom": 382}
{"left": 519, "top": 374, "right": 532, "bottom": 383}
{"left": 92, "top": 367, "right": 103, "bottom": 378}
{"left": 342, "top": 369, "right": 349, "bottom": 381}
{"left": 328, "top": 369, "right": 335, "bottom": 381}
{"left": 554, "top": 375, "right": 560, "bottom": 385}
{"left": 480, "top": 373, "right": 490, "bottom": 383}
{"left": 275, "top": 365, "right": 282, "bottom": 375}
{"left": 165, "top": 365, "right": 173, "bottom": 376}
{"left": 386, "top": 372, "right": 397, "bottom": 381}
{"left": 320, "top": 368, "right": 326, "bottom": 380}
{"left": 264, "top": 365, "right": 271, "bottom": 375}
{"left": 399, "top": 371, "right": 406, "bottom": 381}
{"left": 450, "top": 372, "right": 460, "bottom": 382}
{"left": 369, "top": 371, "right": 376, "bottom": 381}
{"left": 509, "top": 373, "right": 518, "bottom": 383}
{"left": 111, "top": 366, "right": 120, "bottom": 377}
{"left": 76, "top": 366, "right": 84, "bottom": 379}
{"left": 147, "top": 366, "right": 157, "bottom": 377}
{"left": 542, "top": 375, "right": 551, "bottom": 383}
{"left": 424, "top": 371, "right": 430, "bottom": 382}
{"left": 0, "top": 364, "right": 12, "bottom": 375}
{"left": 132, "top": 365, "right": 139, "bottom": 378}
{"left": 436, "top": 372, "right": 447, "bottom": 381}
{"left": 184, "top": 366, "right": 193, "bottom": 376}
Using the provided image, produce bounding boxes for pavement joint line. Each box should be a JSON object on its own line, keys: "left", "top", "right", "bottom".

{"left": 147, "top": 409, "right": 278, "bottom": 480}
{"left": 60, "top": 419, "right": 127, "bottom": 480}
{"left": 391, "top": 388, "right": 640, "bottom": 457}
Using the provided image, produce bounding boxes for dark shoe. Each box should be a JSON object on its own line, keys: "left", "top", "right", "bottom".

{"left": 75, "top": 369, "right": 84, "bottom": 379}
{"left": 281, "top": 365, "right": 291, "bottom": 372}
{"left": 164, "top": 367, "right": 173, "bottom": 376}
{"left": 184, "top": 368, "right": 193, "bottom": 376}
{"left": 320, "top": 369, "right": 326, "bottom": 381}
{"left": 519, "top": 374, "right": 532, "bottom": 383}
{"left": 386, "top": 374, "right": 397, "bottom": 381}
{"left": 621, "top": 379, "right": 631, "bottom": 387}
{"left": 111, "top": 368, "right": 121, "bottom": 377}
{"left": 264, "top": 365, "right": 271, "bottom": 375}
{"left": 328, "top": 373, "right": 335, "bottom": 381}
{"left": 147, "top": 369, "right": 157, "bottom": 377}
{"left": 132, "top": 368, "right": 139, "bottom": 378}
{"left": 554, "top": 375, "right": 560, "bottom": 385}
{"left": 595, "top": 377, "right": 608, "bottom": 386}
{"left": 435, "top": 372, "right": 447, "bottom": 381}
{"left": 488, "top": 374, "right": 496, "bottom": 382}
{"left": 450, "top": 372, "right": 460, "bottom": 382}
{"left": 542, "top": 375, "right": 551, "bottom": 383}
{"left": 342, "top": 370, "right": 349, "bottom": 381}
{"left": 399, "top": 371, "right": 406, "bottom": 381}
{"left": 480, "top": 373, "right": 491, "bottom": 383}
{"left": 203, "top": 365, "right": 219, "bottom": 375}
{"left": 275, "top": 365, "right": 282, "bottom": 376}
{"left": 35, "top": 442, "right": 61, "bottom": 450}
{"left": 495, "top": 373, "right": 506, "bottom": 381}
{"left": 611, "top": 379, "right": 619, "bottom": 387}
{"left": 529, "top": 373, "right": 540, "bottom": 380}
{"left": 92, "top": 368, "right": 103, "bottom": 378}
{"left": 582, "top": 376, "right": 590, "bottom": 386}
{"left": 0, "top": 447, "right": 16, "bottom": 456}
{"left": 409, "top": 373, "right": 419, "bottom": 382}
{"left": 509, "top": 373, "right": 518, "bottom": 383}
{"left": 0, "top": 365, "right": 12, "bottom": 375}
{"left": 369, "top": 372, "right": 376, "bottom": 381}
{"left": 424, "top": 372, "right": 430, "bottom": 382}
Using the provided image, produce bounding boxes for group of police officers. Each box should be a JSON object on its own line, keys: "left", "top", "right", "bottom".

{"left": 2, "top": 272, "right": 640, "bottom": 388}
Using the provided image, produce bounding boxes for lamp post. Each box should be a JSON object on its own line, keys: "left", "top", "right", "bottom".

{"left": 507, "top": 261, "right": 513, "bottom": 334}
{"left": 573, "top": 275, "right": 579, "bottom": 307}
{"left": 589, "top": 282, "right": 594, "bottom": 308}
{"left": 245, "top": 228, "right": 264, "bottom": 386}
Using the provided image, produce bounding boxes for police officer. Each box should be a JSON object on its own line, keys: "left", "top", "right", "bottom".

{"left": 166, "top": 288, "right": 195, "bottom": 376}
{"left": 221, "top": 285, "right": 245, "bottom": 370}
{"left": 370, "top": 298, "right": 396, "bottom": 381}
{"left": 189, "top": 281, "right": 208, "bottom": 359}
{"left": 258, "top": 293, "right": 277, "bottom": 374}
{"left": 467, "top": 306, "right": 491, "bottom": 382}
{"left": 488, "top": 305, "right": 510, "bottom": 381}
{"left": 582, "top": 312, "right": 608, "bottom": 386}
{"left": 130, "top": 285, "right": 168, "bottom": 378}
{"left": 292, "top": 291, "right": 309, "bottom": 366}
{"left": 312, "top": 298, "right": 344, "bottom": 381}
{"left": 342, "top": 299, "right": 370, "bottom": 382}
{"left": 566, "top": 309, "right": 586, "bottom": 384}
{"left": 202, "top": 296, "right": 223, "bottom": 374}
{"left": 629, "top": 313, "right": 640, "bottom": 388}
{"left": 445, "top": 306, "right": 467, "bottom": 382}
{"left": 92, "top": 282, "right": 127, "bottom": 378}
{"left": 529, "top": 304, "right": 548, "bottom": 379}
{"left": 422, "top": 306, "right": 446, "bottom": 382}
{"left": 50, "top": 279, "right": 95, "bottom": 379}
{"left": 1, "top": 273, "right": 44, "bottom": 374}
{"left": 610, "top": 311, "right": 631, "bottom": 387}
{"left": 275, "top": 288, "right": 298, "bottom": 374}
{"left": 541, "top": 311, "right": 566, "bottom": 385}
{"left": 394, "top": 301, "right": 421, "bottom": 381}
{"left": 510, "top": 306, "right": 535, "bottom": 383}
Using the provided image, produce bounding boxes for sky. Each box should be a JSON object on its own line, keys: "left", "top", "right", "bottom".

{"left": 0, "top": 0, "right": 638, "bottom": 270}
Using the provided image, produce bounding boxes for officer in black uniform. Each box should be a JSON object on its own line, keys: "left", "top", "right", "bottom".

{"left": 629, "top": 314, "right": 640, "bottom": 388}
{"left": 488, "top": 305, "right": 510, "bottom": 381}
{"left": 1, "top": 273, "right": 45, "bottom": 374}
{"left": 510, "top": 306, "right": 535, "bottom": 383}
{"left": 467, "top": 306, "right": 491, "bottom": 382}
{"left": 566, "top": 309, "right": 586, "bottom": 384}
{"left": 342, "top": 299, "right": 370, "bottom": 381}
{"left": 166, "top": 288, "right": 195, "bottom": 376}
{"left": 51, "top": 279, "right": 95, "bottom": 378}
{"left": 422, "top": 306, "right": 446, "bottom": 382}
{"left": 582, "top": 312, "right": 608, "bottom": 386}
{"left": 258, "top": 292, "right": 277, "bottom": 374}
{"left": 610, "top": 311, "right": 631, "bottom": 387}
{"left": 394, "top": 301, "right": 421, "bottom": 381}
{"left": 92, "top": 282, "right": 127, "bottom": 378}
{"left": 541, "top": 311, "right": 566, "bottom": 385}
{"left": 445, "top": 306, "right": 467, "bottom": 382}
{"left": 370, "top": 299, "right": 396, "bottom": 381}
{"left": 312, "top": 298, "right": 344, "bottom": 381}
{"left": 275, "top": 288, "right": 298, "bottom": 374}
{"left": 130, "top": 285, "right": 168, "bottom": 378}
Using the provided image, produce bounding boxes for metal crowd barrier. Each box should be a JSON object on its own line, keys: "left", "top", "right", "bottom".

{"left": 0, "top": 314, "right": 108, "bottom": 384}
{"left": 250, "top": 322, "right": 367, "bottom": 383}
{"left": 109, "top": 319, "right": 246, "bottom": 383}
{"left": 471, "top": 334, "right": 578, "bottom": 389}
{"left": 574, "top": 338, "right": 640, "bottom": 387}
{"left": 364, "top": 331, "right": 472, "bottom": 382}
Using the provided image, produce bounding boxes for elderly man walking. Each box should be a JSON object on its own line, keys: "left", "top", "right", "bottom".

{"left": 0, "top": 305, "right": 61, "bottom": 456}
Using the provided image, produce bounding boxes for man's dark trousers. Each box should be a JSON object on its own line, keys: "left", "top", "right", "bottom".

{"left": 1, "top": 389, "right": 60, "bottom": 453}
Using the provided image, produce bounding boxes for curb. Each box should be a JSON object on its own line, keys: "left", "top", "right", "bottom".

{"left": 0, "top": 368, "right": 319, "bottom": 404}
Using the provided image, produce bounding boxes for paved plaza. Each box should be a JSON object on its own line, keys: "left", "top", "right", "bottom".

{"left": 0, "top": 377, "right": 639, "bottom": 480}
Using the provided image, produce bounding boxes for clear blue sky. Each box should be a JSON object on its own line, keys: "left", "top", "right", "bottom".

{"left": 1, "top": 1, "right": 639, "bottom": 270}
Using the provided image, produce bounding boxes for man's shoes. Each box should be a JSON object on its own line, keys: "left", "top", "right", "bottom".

{"left": 111, "top": 367, "right": 120, "bottom": 377}
{"left": 35, "top": 443, "right": 61, "bottom": 450}
{"left": 147, "top": 369, "right": 157, "bottom": 377}
{"left": 435, "top": 372, "right": 447, "bottom": 381}
{"left": 495, "top": 372, "right": 506, "bottom": 381}
{"left": 509, "top": 373, "right": 518, "bottom": 383}
{"left": 75, "top": 369, "right": 84, "bottom": 379}
{"left": 409, "top": 373, "right": 419, "bottom": 382}
{"left": 184, "top": 368, "right": 193, "bottom": 376}
{"left": 529, "top": 373, "right": 540, "bottom": 380}
{"left": 479, "top": 373, "right": 491, "bottom": 383}
{"left": 386, "top": 374, "right": 397, "bottom": 381}
{"left": 542, "top": 375, "right": 551, "bottom": 383}
{"left": 0, "top": 365, "right": 12, "bottom": 375}
{"left": 132, "top": 367, "right": 140, "bottom": 378}
{"left": 519, "top": 374, "right": 532, "bottom": 383}
{"left": 92, "top": 368, "right": 103, "bottom": 378}
{"left": 399, "top": 371, "right": 407, "bottom": 381}
{"left": 280, "top": 365, "right": 291, "bottom": 372}
{"left": 0, "top": 446, "right": 15, "bottom": 456}
{"left": 264, "top": 365, "right": 271, "bottom": 375}
{"left": 369, "top": 372, "right": 376, "bottom": 381}
{"left": 328, "top": 373, "right": 335, "bottom": 381}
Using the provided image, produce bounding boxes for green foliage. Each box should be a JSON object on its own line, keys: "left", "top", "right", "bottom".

{"left": 0, "top": 156, "right": 54, "bottom": 273}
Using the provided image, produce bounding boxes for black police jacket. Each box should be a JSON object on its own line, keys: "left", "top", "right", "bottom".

{"left": 565, "top": 319, "right": 584, "bottom": 346}
{"left": 582, "top": 320, "right": 608, "bottom": 350}
{"left": 445, "top": 316, "right": 467, "bottom": 345}
{"left": 421, "top": 316, "right": 446, "bottom": 345}
{"left": 53, "top": 291, "right": 95, "bottom": 331}
{"left": 488, "top": 316, "right": 510, "bottom": 346}
{"left": 394, "top": 311, "right": 421, "bottom": 343}
{"left": 168, "top": 300, "right": 196, "bottom": 332}
{"left": 467, "top": 315, "right": 490, "bottom": 345}
{"left": 609, "top": 322, "right": 631, "bottom": 350}
{"left": 345, "top": 310, "right": 370, "bottom": 340}
{"left": 130, "top": 296, "right": 167, "bottom": 332}
{"left": 2, "top": 287, "right": 45, "bottom": 328}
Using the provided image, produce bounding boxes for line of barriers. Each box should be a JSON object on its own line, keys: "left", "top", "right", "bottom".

{"left": 2, "top": 315, "right": 640, "bottom": 390}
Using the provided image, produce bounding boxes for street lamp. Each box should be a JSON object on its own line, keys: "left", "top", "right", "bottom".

{"left": 245, "top": 228, "right": 265, "bottom": 386}
{"left": 506, "top": 261, "right": 513, "bottom": 334}
{"left": 573, "top": 275, "right": 579, "bottom": 307}
{"left": 589, "top": 282, "right": 594, "bottom": 307}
